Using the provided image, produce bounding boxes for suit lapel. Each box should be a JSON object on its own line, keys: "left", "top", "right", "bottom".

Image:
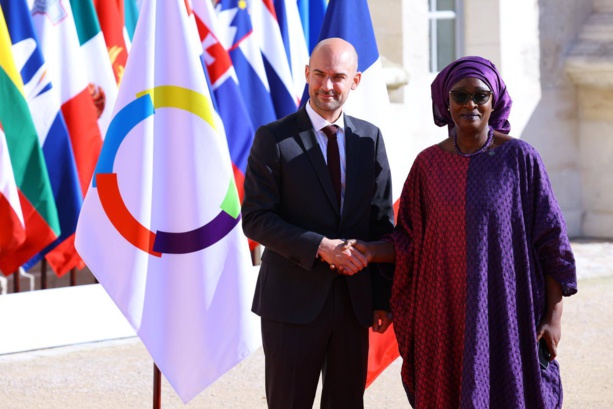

{"left": 296, "top": 108, "right": 341, "bottom": 214}
{"left": 343, "top": 115, "right": 360, "bottom": 220}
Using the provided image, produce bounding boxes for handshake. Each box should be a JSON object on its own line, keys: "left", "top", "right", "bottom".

{"left": 317, "top": 237, "right": 372, "bottom": 276}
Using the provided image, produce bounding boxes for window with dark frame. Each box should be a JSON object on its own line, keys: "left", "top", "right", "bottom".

{"left": 428, "top": 0, "right": 463, "bottom": 73}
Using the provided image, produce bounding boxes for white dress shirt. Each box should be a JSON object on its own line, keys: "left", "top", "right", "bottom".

{"left": 305, "top": 101, "right": 347, "bottom": 210}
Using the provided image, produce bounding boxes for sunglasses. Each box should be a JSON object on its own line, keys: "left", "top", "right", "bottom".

{"left": 449, "top": 90, "right": 493, "bottom": 105}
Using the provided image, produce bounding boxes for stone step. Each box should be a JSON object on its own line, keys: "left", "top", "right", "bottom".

{"left": 579, "top": 13, "right": 613, "bottom": 41}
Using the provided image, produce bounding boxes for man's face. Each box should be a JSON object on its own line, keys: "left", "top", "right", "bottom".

{"left": 305, "top": 46, "right": 361, "bottom": 121}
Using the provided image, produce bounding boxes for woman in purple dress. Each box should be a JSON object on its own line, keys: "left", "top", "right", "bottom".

{"left": 346, "top": 56, "right": 578, "bottom": 408}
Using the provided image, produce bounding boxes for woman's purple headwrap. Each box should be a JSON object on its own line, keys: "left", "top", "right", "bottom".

{"left": 431, "top": 56, "right": 512, "bottom": 135}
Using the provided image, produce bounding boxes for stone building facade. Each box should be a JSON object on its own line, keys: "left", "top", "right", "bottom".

{"left": 369, "top": 0, "right": 612, "bottom": 238}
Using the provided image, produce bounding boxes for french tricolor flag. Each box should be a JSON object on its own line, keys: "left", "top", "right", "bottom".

{"left": 314, "top": 0, "right": 390, "bottom": 132}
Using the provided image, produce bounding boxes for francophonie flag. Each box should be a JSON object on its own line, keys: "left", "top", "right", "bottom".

{"left": 75, "top": 0, "right": 259, "bottom": 402}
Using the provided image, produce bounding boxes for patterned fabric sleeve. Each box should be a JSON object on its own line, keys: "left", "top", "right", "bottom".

{"left": 526, "top": 144, "right": 578, "bottom": 297}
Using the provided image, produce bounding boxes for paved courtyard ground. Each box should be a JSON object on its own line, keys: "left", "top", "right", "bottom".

{"left": 0, "top": 241, "right": 611, "bottom": 408}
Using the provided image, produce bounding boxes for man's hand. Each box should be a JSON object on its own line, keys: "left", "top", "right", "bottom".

{"left": 318, "top": 237, "right": 368, "bottom": 275}
{"left": 344, "top": 239, "right": 372, "bottom": 263}
{"left": 332, "top": 239, "right": 372, "bottom": 274}
{"left": 372, "top": 310, "right": 392, "bottom": 333}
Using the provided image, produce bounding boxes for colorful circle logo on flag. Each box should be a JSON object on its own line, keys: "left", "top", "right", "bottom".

{"left": 93, "top": 86, "right": 241, "bottom": 257}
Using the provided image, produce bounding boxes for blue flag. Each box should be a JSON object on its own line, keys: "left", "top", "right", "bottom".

{"left": 215, "top": 0, "right": 277, "bottom": 129}
{"left": 297, "top": 0, "right": 327, "bottom": 52}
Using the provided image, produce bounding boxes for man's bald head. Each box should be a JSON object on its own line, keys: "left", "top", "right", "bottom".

{"left": 309, "top": 38, "right": 359, "bottom": 73}
{"left": 305, "top": 38, "right": 361, "bottom": 122}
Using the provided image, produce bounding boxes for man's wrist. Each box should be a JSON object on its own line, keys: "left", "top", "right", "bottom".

{"left": 317, "top": 237, "right": 329, "bottom": 260}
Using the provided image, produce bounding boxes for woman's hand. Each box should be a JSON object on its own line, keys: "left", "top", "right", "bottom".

{"left": 372, "top": 310, "right": 392, "bottom": 333}
{"left": 536, "top": 276, "right": 564, "bottom": 361}
{"left": 344, "top": 239, "right": 373, "bottom": 263}
{"left": 318, "top": 237, "right": 368, "bottom": 275}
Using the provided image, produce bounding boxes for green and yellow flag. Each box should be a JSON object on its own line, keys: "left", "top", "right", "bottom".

{"left": 0, "top": 5, "right": 59, "bottom": 275}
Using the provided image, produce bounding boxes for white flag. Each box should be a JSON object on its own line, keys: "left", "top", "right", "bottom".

{"left": 74, "top": 0, "right": 260, "bottom": 402}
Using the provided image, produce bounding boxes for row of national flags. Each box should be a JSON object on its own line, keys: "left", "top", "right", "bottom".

{"left": 0, "top": 0, "right": 321, "bottom": 277}
{"left": 1, "top": 0, "right": 402, "bottom": 403}
{"left": 0, "top": 0, "right": 136, "bottom": 276}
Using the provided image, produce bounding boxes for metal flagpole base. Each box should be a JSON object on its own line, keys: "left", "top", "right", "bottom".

{"left": 153, "top": 363, "right": 161, "bottom": 409}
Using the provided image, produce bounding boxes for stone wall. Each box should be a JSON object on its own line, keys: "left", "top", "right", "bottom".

{"left": 565, "top": 1, "right": 613, "bottom": 237}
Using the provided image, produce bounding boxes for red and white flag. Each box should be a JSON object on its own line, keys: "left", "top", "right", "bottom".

{"left": 30, "top": 0, "right": 103, "bottom": 198}
{"left": 92, "top": 0, "right": 129, "bottom": 85}
{"left": 0, "top": 126, "right": 25, "bottom": 258}
{"left": 75, "top": 0, "right": 260, "bottom": 402}
{"left": 71, "top": 0, "right": 119, "bottom": 138}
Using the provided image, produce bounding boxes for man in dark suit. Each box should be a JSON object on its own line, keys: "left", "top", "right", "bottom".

{"left": 241, "top": 37, "right": 394, "bottom": 409}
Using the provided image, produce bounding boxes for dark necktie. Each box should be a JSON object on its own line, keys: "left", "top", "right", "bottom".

{"left": 322, "top": 125, "right": 341, "bottom": 208}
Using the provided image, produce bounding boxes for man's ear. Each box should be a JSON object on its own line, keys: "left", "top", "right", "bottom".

{"left": 305, "top": 64, "right": 310, "bottom": 84}
{"left": 351, "top": 72, "right": 362, "bottom": 90}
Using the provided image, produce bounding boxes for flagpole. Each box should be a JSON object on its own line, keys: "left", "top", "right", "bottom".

{"left": 13, "top": 271, "right": 20, "bottom": 293}
{"left": 70, "top": 268, "right": 76, "bottom": 286}
{"left": 153, "top": 363, "right": 161, "bottom": 409}
{"left": 41, "top": 259, "right": 47, "bottom": 289}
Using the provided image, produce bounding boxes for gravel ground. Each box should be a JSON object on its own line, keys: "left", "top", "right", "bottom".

{"left": 0, "top": 241, "right": 611, "bottom": 408}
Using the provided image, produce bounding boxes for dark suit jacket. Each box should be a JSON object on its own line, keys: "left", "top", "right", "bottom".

{"left": 241, "top": 106, "right": 394, "bottom": 328}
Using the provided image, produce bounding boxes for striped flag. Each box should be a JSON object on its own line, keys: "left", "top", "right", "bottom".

{"left": 30, "top": 0, "right": 104, "bottom": 200}
{"left": 0, "top": 5, "right": 59, "bottom": 275}
{"left": 215, "top": 0, "right": 276, "bottom": 130}
{"left": 249, "top": 0, "right": 298, "bottom": 117}
{"left": 75, "top": 0, "right": 259, "bottom": 402}
{"left": 123, "top": 0, "right": 139, "bottom": 42}
{"left": 192, "top": 0, "right": 255, "bottom": 201}
{"left": 70, "top": 0, "right": 119, "bottom": 138}
{"left": 92, "top": 0, "right": 129, "bottom": 84}
{"left": 297, "top": 0, "right": 326, "bottom": 52}
{"left": 1, "top": 0, "right": 83, "bottom": 275}
{"left": 0, "top": 126, "right": 26, "bottom": 259}
{"left": 273, "top": 0, "right": 309, "bottom": 100}
{"left": 315, "top": 0, "right": 400, "bottom": 388}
